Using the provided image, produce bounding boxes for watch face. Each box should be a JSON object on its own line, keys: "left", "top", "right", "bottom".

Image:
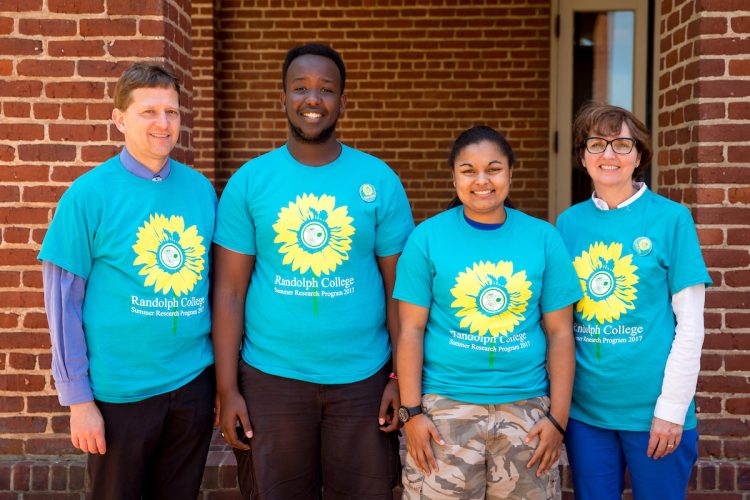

{"left": 398, "top": 406, "right": 410, "bottom": 423}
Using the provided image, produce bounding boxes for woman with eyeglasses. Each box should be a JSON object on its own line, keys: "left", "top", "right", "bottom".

{"left": 556, "top": 103, "right": 711, "bottom": 500}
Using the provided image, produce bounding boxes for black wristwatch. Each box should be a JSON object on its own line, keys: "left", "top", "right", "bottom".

{"left": 397, "top": 405, "right": 423, "bottom": 423}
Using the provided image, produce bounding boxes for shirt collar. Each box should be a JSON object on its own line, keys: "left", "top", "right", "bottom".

{"left": 119, "top": 147, "right": 171, "bottom": 182}
{"left": 592, "top": 182, "right": 647, "bottom": 211}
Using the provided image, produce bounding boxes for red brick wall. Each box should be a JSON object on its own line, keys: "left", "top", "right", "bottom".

{"left": 210, "top": 0, "right": 552, "bottom": 222}
{"left": 656, "top": 0, "right": 750, "bottom": 489}
{"left": 0, "top": 0, "right": 193, "bottom": 458}
{"left": 1, "top": 0, "right": 749, "bottom": 496}
{"left": 192, "top": 0, "right": 217, "bottom": 182}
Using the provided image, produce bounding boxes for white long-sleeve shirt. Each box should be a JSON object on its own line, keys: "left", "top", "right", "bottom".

{"left": 592, "top": 183, "right": 706, "bottom": 425}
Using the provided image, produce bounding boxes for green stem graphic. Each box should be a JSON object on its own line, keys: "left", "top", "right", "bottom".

{"left": 312, "top": 281, "right": 319, "bottom": 316}
{"left": 172, "top": 292, "right": 178, "bottom": 335}
{"left": 595, "top": 331, "right": 600, "bottom": 360}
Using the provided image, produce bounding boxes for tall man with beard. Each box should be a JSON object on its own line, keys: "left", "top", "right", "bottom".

{"left": 212, "top": 44, "right": 414, "bottom": 499}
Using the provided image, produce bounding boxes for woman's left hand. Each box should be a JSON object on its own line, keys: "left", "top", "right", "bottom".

{"left": 525, "top": 417, "right": 563, "bottom": 477}
{"left": 647, "top": 416, "right": 683, "bottom": 459}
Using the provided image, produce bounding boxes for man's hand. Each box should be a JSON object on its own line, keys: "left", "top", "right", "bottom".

{"left": 378, "top": 378, "right": 400, "bottom": 432}
{"left": 219, "top": 388, "right": 253, "bottom": 450}
{"left": 69, "top": 401, "right": 106, "bottom": 454}
{"left": 213, "top": 392, "right": 221, "bottom": 428}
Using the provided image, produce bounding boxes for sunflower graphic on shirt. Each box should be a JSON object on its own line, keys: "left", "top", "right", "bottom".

{"left": 273, "top": 193, "right": 355, "bottom": 276}
{"left": 132, "top": 213, "right": 206, "bottom": 296}
{"left": 450, "top": 261, "right": 532, "bottom": 337}
{"left": 573, "top": 242, "right": 639, "bottom": 323}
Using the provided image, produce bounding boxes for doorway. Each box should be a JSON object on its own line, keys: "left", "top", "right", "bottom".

{"left": 549, "top": 0, "right": 652, "bottom": 219}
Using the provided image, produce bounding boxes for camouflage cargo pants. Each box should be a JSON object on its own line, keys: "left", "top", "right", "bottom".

{"left": 402, "top": 394, "right": 560, "bottom": 500}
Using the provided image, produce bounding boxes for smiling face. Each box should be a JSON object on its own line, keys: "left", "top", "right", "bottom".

{"left": 282, "top": 54, "right": 346, "bottom": 145}
{"left": 112, "top": 86, "right": 180, "bottom": 173}
{"left": 452, "top": 140, "right": 512, "bottom": 224}
{"left": 581, "top": 122, "right": 641, "bottom": 199}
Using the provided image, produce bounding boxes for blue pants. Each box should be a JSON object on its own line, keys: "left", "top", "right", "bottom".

{"left": 565, "top": 418, "right": 698, "bottom": 500}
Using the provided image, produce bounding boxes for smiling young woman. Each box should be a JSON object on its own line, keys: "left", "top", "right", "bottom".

{"left": 395, "top": 126, "right": 581, "bottom": 499}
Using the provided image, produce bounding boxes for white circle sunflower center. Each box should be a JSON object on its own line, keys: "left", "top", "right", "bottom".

{"left": 301, "top": 221, "right": 328, "bottom": 250}
{"left": 159, "top": 243, "right": 183, "bottom": 270}
{"left": 479, "top": 287, "right": 507, "bottom": 314}
{"left": 589, "top": 270, "right": 614, "bottom": 298}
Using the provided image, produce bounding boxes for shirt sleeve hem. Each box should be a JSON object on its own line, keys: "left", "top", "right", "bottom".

{"left": 670, "top": 277, "right": 712, "bottom": 295}
{"left": 56, "top": 379, "right": 95, "bottom": 407}
{"left": 653, "top": 398, "right": 689, "bottom": 425}
{"left": 212, "top": 240, "right": 257, "bottom": 256}
{"left": 38, "top": 256, "right": 88, "bottom": 281}
{"left": 392, "top": 294, "right": 431, "bottom": 309}
{"left": 540, "top": 291, "right": 584, "bottom": 314}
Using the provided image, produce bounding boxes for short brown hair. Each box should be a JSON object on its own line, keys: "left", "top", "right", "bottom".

{"left": 113, "top": 62, "right": 180, "bottom": 111}
{"left": 573, "top": 102, "right": 652, "bottom": 181}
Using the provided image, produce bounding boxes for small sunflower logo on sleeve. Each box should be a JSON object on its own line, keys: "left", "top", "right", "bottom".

{"left": 132, "top": 214, "right": 206, "bottom": 295}
{"left": 450, "top": 261, "right": 532, "bottom": 337}
{"left": 273, "top": 193, "right": 355, "bottom": 276}
{"left": 573, "top": 242, "right": 639, "bottom": 323}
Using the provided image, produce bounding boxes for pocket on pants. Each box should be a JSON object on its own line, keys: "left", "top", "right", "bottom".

{"left": 233, "top": 447, "right": 259, "bottom": 500}
{"left": 401, "top": 457, "right": 426, "bottom": 500}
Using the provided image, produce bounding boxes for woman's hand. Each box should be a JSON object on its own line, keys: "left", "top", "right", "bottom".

{"left": 647, "top": 416, "right": 683, "bottom": 459}
{"left": 404, "top": 414, "right": 445, "bottom": 475}
{"left": 525, "top": 416, "right": 563, "bottom": 477}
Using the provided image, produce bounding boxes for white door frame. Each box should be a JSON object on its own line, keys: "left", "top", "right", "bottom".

{"left": 548, "top": 0, "right": 649, "bottom": 220}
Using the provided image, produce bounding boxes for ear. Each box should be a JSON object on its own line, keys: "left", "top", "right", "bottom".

{"left": 280, "top": 91, "right": 286, "bottom": 112}
{"left": 450, "top": 168, "right": 456, "bottom": 187}
{"left": 340, "top": 93, "right": 347, "bottom": 114}
{"left": 579, "top": 150, "right": 588, "bottom": 169}
{"left": 112, "top": 107, "right": 126, "bottom": 134}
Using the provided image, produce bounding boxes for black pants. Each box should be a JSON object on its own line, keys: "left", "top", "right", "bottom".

{"left": 234, "top": 362, "right": 400, "bottom": 500}
{"left": 87, "top": 366, "right": 215, "bottom": 500}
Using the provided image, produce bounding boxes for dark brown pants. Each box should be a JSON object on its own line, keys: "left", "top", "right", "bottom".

{"left": 234, "top": 361, "right": 399, "bottom": 500}
{"left": 87, "top": 366, "right": 215, "bottom": 500}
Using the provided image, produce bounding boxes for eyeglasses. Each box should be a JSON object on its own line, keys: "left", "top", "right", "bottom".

{"left": 584, "top": 137, "right": 636, "bottom": 155}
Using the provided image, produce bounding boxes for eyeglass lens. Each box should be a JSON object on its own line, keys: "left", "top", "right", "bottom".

{"left": 586, "top": 138, "right": 634, "bottom": 154}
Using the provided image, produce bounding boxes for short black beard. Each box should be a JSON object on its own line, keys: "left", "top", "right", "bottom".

{"left": 288, "top": 120, "right": 337, "bottom": 144}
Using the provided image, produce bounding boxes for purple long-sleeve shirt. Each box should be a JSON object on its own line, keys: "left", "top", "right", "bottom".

{"left": 41, "top": 148, "right": 171, "bottom": 406}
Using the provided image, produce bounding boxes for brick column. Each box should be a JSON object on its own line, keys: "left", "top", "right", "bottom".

{"left": 656, "top": 0, "right": 750, "bottom": 492}
{"left": 0, "top": 0, "right": 192, "bottom": 465}
{"left": 191, "top": 0, "right": 217, "bottom": 182}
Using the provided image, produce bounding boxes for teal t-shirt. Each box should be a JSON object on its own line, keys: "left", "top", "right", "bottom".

{"left": 556, "top": 189, "right": 711, "bottom": 431}
{"left": 393, "top": 206, "right": 582, "bottom": 404}
{"left": 213, "top": 144, "right": 414, "bottom": 384}
{"left": 39, "top": 156, "right": 217, "bottom": 403}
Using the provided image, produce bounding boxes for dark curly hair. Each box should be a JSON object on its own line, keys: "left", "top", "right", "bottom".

{"left": 282, "top": 43, "right": 346, "bottom": 93}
